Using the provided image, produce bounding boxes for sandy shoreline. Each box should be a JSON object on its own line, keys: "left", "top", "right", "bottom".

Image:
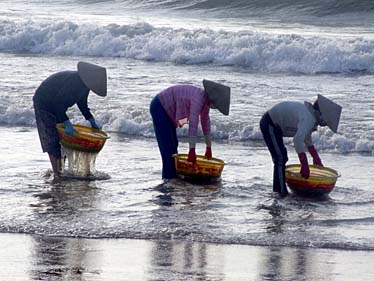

{"left": 1, "top": 233, "right": 374, "bottom": 281}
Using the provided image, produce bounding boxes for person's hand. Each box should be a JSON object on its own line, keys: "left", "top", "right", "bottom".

{"left": 298, "top": 152, "right": 310, "bottom": 179}
{"left": 188, "top": 148, "right": 196, "bottom": 163}
{"left": 308, "top": 145, "right": 323, "bottom": 166}
{"left": 63, "top": 120, "right": 76, "bottom": 136}
{"left": 205, "top": 147, "right": 212, "bottom": 159}
{"left": 300, "top": 164, "right": 310, "bottom": 179}
{"left": 313, "top": 157, "right": 323, "bottom": 166}
{"left": 89, "top": 117, "right": 101, "bottom": 130}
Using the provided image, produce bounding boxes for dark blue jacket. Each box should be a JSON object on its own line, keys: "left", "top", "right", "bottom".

{"left": 33, "top": 71, "right": 93, "bottom": 123}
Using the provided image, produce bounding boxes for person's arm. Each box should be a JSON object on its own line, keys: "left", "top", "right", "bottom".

{"left": 76, "top": 90, "right": 102, "bottom": 129}
{"left": 200, "top": 103, "right": 212, "bottom": 159}
{"left": 294, "top": 120, "right": 314, "bottom": 178}
{"left": 304, "top": 122, "right": 323, "bottom": 166}
{"left": 187, "top": 115, "right": 199, "bottom": 163}
{"left": 187, "top": 97, "right": 204, "bottom": 163}
{"left": 308, "top": 144, "right": 323, "bottom": 166}
{"left": 298, "top": 152, "right": 309, "bottom": 179}
{"left": 76, "top": 90, "right": 93, "bottom": 121}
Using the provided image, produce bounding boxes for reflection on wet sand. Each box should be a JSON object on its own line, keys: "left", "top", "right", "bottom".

{"left": 149, "top": 178, "right": 225, "bottom": 280}
{"left": 30, "top": 180, "right": 99, "bottom": 280}
{"left": 258, "top": 246, "right": 337, "bottom": 281}
{"left": 30, "top": 236, "right": 91, "bottom": 280}
{"left": 1, "top": 233, "right": 374, "bottom": 280}
{"left": 258, "top": 198, "right": 337, "bottom": 281}
{"left": 149, "top": 240, "right": 224, "bottom": 281}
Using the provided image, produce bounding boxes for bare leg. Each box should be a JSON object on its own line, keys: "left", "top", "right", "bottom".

{"left": 48, "top": 153, "right": 63, "bottom": 178}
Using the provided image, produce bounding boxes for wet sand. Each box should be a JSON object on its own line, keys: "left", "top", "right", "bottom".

{"left": 1, "top": 233, "right": 374, "bottom": 281}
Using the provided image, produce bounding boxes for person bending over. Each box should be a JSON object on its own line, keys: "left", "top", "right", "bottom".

{"left": 150, "top": 80, "right": 231, "bottom": 180}
{"left": 33, "top": 61, "right": 107, "bottom": 178}
{"left": 260, "top": 94, "right": 342, "bottom": 197}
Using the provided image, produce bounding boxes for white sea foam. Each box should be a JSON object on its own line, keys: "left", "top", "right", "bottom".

{"left": 1, "top": 19, "right": 374, "bottom": 74}
{"left": 0, "top": 106, "right": 35, "bottom": 127}
{"left": 1, "top": 104, "right": 371, "bottom": 154}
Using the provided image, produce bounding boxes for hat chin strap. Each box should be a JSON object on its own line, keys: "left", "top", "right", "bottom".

{"left": 306, "top": 101, "right": 324, "bottom": 126}
{"left": 314, "top": 110, "right": 328, "bottom": 127}
{"left": 319, "top": 118, "right": 327, "bottom": 127}
{"left": 314, "top": 110, "right": 325, "bottom": 126}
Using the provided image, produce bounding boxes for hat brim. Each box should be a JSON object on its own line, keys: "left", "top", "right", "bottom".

{"left": 317, "top": 94, "right": 342, "bottom": 133}
{"left": 78, "top": 61, "right": 107, "bottom": 97}
{"left": 203, "top": 79, "right": 231, "bottom": 116}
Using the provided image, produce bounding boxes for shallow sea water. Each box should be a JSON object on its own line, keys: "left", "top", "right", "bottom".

{"left": 1, "top": 126, "right": 374, "bottom": 252}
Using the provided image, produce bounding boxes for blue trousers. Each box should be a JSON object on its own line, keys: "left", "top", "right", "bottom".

{"left": 150, "top": 96, "right": 178, "bottom": 179}
{"left": 260, "top": 112, "right": 288, "bottom": 194}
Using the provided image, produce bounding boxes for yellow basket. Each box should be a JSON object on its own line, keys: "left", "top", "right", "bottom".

{"left": 285, "top": 164, "right": 340, "bottom": 195}
{"left": 173, "top": 154, "right": 225, "bottom": 179}
{"left": 56, "top": 124, "right": 110, "bottom": 153}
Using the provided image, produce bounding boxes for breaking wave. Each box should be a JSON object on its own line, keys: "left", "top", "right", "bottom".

{"left": 0, "top": 19, "right": 374, "bottom": 74}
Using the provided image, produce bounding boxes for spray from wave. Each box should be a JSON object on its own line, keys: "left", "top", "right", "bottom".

{"left": 0, "top": 19, "right": 373, "bottom": 74}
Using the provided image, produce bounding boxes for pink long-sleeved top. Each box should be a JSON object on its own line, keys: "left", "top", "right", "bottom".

{"left": 158, "top": 85, "right": 211, "bottom": 137}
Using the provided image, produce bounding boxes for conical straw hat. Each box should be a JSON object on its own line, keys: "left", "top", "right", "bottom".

{"left": 317, "top": 94, "right": 342, "bottom": 133}
{"left": 203, "top": 79, "right": 231, "bottom": 115}
{"left": 77, "top": 61, "right": 107, "bottom": 97}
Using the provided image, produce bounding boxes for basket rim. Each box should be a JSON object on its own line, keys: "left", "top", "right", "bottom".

{"left": 286, "top": 164, "right": 341, "bottom": 179}
{"left": 56, "top": 123, "right": 110, "bottom": 140}
{"left": 173, "top": 153, "right": 225, "bottom": 165}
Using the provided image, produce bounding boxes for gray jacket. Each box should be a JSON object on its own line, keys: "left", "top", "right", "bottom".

{"left": 268, "top": 101, "right": 318, "bottom": 153}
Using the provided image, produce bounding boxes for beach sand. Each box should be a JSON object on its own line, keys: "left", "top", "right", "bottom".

{"left": 1, "top": 233, "right": 374, "bottom": 281}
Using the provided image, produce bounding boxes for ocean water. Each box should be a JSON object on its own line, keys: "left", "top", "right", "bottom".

{"left": 0, "top": 0, "right": 374, "bottom": 252}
